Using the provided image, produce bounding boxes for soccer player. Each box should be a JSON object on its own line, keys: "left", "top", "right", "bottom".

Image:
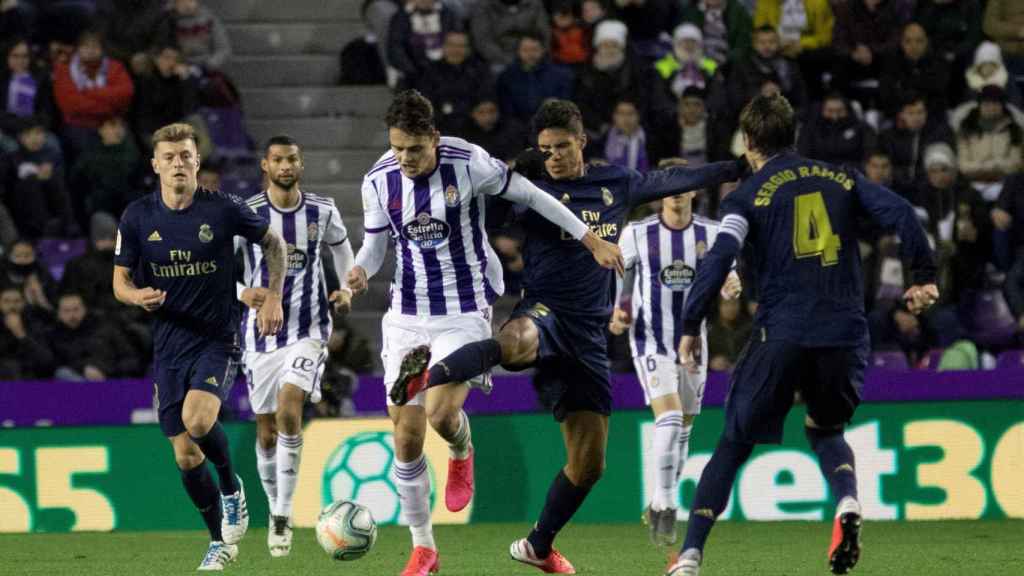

{"left": 345, "top": 90, "right": 622, "bottom": 576}
{"left": 236, "top": 135, "right": 353, "bottom": 557}
{"left": 390, "top": 100, "right": 743, "bottom": 573}
{"left": 607, "top": 168, "right": 742, "bottom": 547}
{"left": 665, "top": 94, "right": 938, "bottom": 576}
{"left": 112, "top": 123, "right": 286, "bottom": 571}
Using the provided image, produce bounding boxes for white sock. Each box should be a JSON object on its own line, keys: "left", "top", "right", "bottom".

{"left": 652, "top": 410, "right": 684, "bottom": 511}
{"left": 448, "top": 411, "right": 472, "bottom": 460}
{"left": 836, "top": 496, "right": 861, "bottom": 518}
{"left": 394, "top": 455, "right": 435, "bottom": 550}
{"left": 677, "top": 423, "right": 693, "bottom": 482}
{"left": 255, "top": 442, "right": 277, "bottom": 513}
{"left": 274, "top": 433, "right": 302, "bottom": 518}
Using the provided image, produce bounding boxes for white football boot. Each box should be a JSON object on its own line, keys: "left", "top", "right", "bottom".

{"left": 220, "top": 476, "right": 249, "bottom": 545}
{"left": 665, "top": 548, "right": 701, "bottom": 576}
{"left": 268, "top": 514, "right": 292, "bottom": 557}
{"left": 197, "top": 541, "right": 238, "bottom": 571}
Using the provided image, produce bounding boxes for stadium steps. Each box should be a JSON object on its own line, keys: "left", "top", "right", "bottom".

{"left": 215, "top": 0, "right": 364, "bottom": 21}
{"left": 242, "top": 87, "right": 391, "bottom": 119}
{"left": 301, "top": 149, "right": 384, "bottom": 184}
{"left": 222, "top": 55, "right": 339, "bottom": 88}
{"left": 247, "top": 117, "right": 388, "bottom": 149}
{"left": 226, "top": 22, "right": 360, "bottom": 56}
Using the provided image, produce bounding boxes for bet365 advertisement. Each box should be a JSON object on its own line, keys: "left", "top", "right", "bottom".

{"left": 0, "top": 401, "right": 1020, "bottom": 532}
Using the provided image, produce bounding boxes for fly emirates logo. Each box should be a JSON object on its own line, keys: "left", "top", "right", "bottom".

{"left": 151, "top": 249, "right": 218, "bottom": 278}
{"left": 562, "top": 210, "right": 618, "bottom": 240}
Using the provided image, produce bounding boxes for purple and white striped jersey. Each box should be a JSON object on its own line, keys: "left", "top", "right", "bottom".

{"left": 238, "top": 190, "right": 347, "bottom": 351}
{"left": 361, "top": 136, "right": 506, "bottom": 316}
{"left": 621, "top": 214, "right": 723, "bottom": 360}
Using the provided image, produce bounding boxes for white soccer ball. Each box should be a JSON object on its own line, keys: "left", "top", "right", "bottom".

{"left": 315, "top": 500, "right": 378, "bottom": 561}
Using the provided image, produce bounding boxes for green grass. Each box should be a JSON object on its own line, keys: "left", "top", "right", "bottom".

{"left": 1, "top": 521, "right": 1021, "bottom": 575}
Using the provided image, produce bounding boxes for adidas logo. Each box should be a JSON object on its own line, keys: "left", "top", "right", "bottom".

{"left": 148, "top": 230, "right": 162, "bottom": 242}
{"left": 205, "top": 376, "right": 218, "bottom": 386}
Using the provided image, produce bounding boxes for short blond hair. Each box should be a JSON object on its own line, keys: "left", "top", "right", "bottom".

{"left": 152, "top": 122, "right": 199, "bottom": 149}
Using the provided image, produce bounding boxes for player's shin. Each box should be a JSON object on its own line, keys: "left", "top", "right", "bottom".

{"left": 190, "top": 422, "right": 240, "bottom": 495}
{"left": 255, "top": 441, "right": 277, "bottom": 512}
{"left": 805, "top": 427, "right": 858, "bottom": 506}
{"left": 426, "top": 338, "right": 503, "bottom": 389}
{"left": 680, "top": 437, "right": 754, "bottom": 555}
{"left": 394, "top": 454, "right": 436, "bottom": 550}
{"left": 180, "top": 462, "right": 223, "bottom": 542}
{"left": 677, "top": 420, "right": 693, "bottom": 482}
{"left": 652, "top": 410, "right": 684, "bottom": 511}
{"left": 527, "top": 470, "right": 592, "bottom": 558}
{"left": 275, "top": 432, "right": 302, "bottom": 518}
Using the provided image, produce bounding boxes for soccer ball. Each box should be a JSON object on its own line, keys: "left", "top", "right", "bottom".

{"left": 316, "top": 500, "right": 378, "bottom": 561}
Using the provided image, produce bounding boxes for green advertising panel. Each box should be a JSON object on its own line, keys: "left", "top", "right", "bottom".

{"left": 0, "top": 402, "right": 1020, "bottom": 533}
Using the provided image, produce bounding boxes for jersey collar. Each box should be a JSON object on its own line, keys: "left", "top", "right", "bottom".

{"left": 265, "top": 189, "right": 305, "bottom": 213}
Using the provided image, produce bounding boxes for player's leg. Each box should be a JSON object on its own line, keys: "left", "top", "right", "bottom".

{"left": 246, "top": 353, "right": 280, "bottom": 517}
{"left": 267, "top": 382, "right": 304, "bottom": 555}
{"left": 425, "top": 383, "right": 474, "bottom": 512}
{"left": 254, "top": 414, "right": 278, "bottom": 520}
{"left": 170, "top": 433, "right": 238, "bottom": 570}
{"left": 636, "top": 354, "right": 685, "bottom": 546}
{"left": 390, "top": 403, "right": 440, "bottom": 575}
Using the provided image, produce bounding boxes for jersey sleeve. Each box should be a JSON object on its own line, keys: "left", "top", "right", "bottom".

{"left": 627, "top": 161, "right": 741, "bottom": 207}
{"left": 228, "top": 194, "right": 269, "bottom": 243}
{"left": 469, "top": 143, "right": 512, "bottom": 197}
{"left": 323, "top": 201, "right": 349, "bottom": 245}
{"left": 619, "top": 223, "right": 639, "bottom": 270}
{"left": 851, "top": 173, "right": 937, "bottom": 284}
{"left": 361, "top": 176, "right": 391, "bottom": 234}
{"left": 114, "top": 206, "right": 140, "bottom": 268}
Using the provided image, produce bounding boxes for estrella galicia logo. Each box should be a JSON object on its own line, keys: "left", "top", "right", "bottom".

{"left": 403, "top": 212, "right": 450, "bottom": 248}
{"left": 659, "top": 260, "right": 695, "bottom": 291}
{"left": 286, "top": 243, "right": 308, "bottom": 275}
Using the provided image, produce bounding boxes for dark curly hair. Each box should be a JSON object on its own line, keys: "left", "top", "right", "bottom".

{"left": 739, "top": 93, "right": 796, "bottom": 156}
{"left": 531, "top": 99, "right": 584, "bottom": 139}
{"left": 385, "top": 90, "right": 435, "bottom": 136}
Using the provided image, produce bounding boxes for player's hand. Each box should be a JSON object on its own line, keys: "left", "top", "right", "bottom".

{"left": 240, "top": 287, "right": 269, "bottom": 310}
{"left": 257, "top": 292, "right": 284, "bottom": 336}
{"left": 582, "top": 231, "right": 624, "bottom": 275}
{"left": 134, "top": 287, "right": 166, "bottom": 311}
{"left": 678, "top": 334, "right": 701, "bottom": 374}
{"left": 902, "top": 284, "right": 939, "bottom": 315}
{"left": 608, "top": 307, "right": 631, "bottom": 335}
{"left": 346, "top": 266, "right": 368, "bottom": 295}
{"left": 329, "top": 288, "right": 352, "bottom": 314}
{"left": 720, "top": 271, "right": 742, "bottom": 300}
{"left": 512, "top": 148, "right": 551, "bottom": 181}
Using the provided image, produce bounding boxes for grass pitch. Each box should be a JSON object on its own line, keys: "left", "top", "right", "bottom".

{"left": 1, "top": 521, "right": 1021, "bottom": 575}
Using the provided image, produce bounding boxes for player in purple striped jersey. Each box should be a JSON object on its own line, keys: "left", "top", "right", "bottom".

{"left": 345, "top": 91, "right": 621, "bottom": 576}
{"left": 235, "top": 136, "right": 354, "bottom": 558}
{"left": 608, "top": 163, "right": 742, "bottom": 548}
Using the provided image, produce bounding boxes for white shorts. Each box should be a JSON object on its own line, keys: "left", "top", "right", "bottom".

{"left": 242, "top": 339, "right": 327, "bottom": 415}
{"left": 381, "top": 308, "right": 492, "bottom": 407}
{"left": 633, "top": 352, "right": 707, "bottom": 415}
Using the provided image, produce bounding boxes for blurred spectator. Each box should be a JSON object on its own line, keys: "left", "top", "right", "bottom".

{"left": 707, "top": 295, "right": 752, "bottom": 371}
{"left": 983, "top": 0, "right": 1024, "bottom": 86}
{"left": 549, "top": 0, "right": 589, "bottom": 67}
{"left": 131, "top": 44, "right": 199, "bottom": 147}
{"left": 48, "top": 292, "right": 141, "bottom": 381}
{"left": 0, "top": 1, "right": 32, "bottom": 42}
{"left": 655, "top": 23, "right": 718, "bottom": 101}
{"left": 831, "top": 0, "right": 903, "bottom": 112}
{"left": 995, "top": 173, "right": 1024, "bottom": 327}
{"left": 497, "top": 35, "right": 573, "bottom": 124}
{"left": 878, "top": 22, "right": 950, "bottom": 119}
{"left": 59, "top": 212, "right": 119, "bottom": 314}
{"left": 953, "top": 85, "right": 1024, "bottom": 202}
{"left": 387, "top": 0, "right": 462, "bottom": 87}
{"left": 913, "top": 0, "right": 983, "bottom": 74}
{"left": 52, "top": 28, "right": 135, "bottom": 158}
{"left": 416, "top": 31, "right": 492, "bottom": 133}
{"left": 316, "top": 316, "right": 374, "bottom": 417}
{"left": 870, "top": 301, "right": 939, "bottom": 366}
{"left": 491, "top": 230, "right": 525, "bottom": 292}
{"left": 613, "top": 0, "right": 681, "bottom": 60}
{"left": 1, "top": 239, "right": 57, "bottom": 312}
{"left": 679, "top": 0, "right": 752, "bottom": 66}
{"left": 71, "top": 116, "right": 142, "bottom": 220}
{"left": 98, "top": 0, "right": 174, "bottom": 76}
{"left": 470, "top": 0, "right": 550, "bottom": 70}
{"left": 598, "top": 99, "right": 648, "bottom": 171}
{"left": 960, "top": 41, "right": 1023, "bottom": 109}
{"left": 455, "top": 95, "right": 527, "bottom": 162}
{"left": 172, "top": 0, "right": 231, "bottom": 71}
{"left": 0, "top": 284, "right": 54, "bottom": 380}
{"left": 5, "top": 116, "right": 77, "bottom": 239}
{"left": 339, "top": 1, "right": 388, "bottom": 86}
{"left": 574, "top": 20, "right": 664, "bottom": 141}
{"left": 581, "top": 0, "right": 607, "bottom": 29}
{"left": 650, "top": 86, "right": 716, "bottom": 166}
{"left": 797, "top": 91, "right": 873, "bottom": 169}
{"left": 197, "top": 163, "right": 221, "bottom": 191}
{"left": 727, "top": 26, "right": 806, "bottom": 116}
{"left": 862, "top": 148, "right": 912, "bottom": 199}
{"left": 753, "top": 0, "right": 834, "bottom": 99}
{"left": 877, "top": 91, "right": 954, "bottom": 188}
{"left": 1, "top": 38, "right": 58, "bottom": 134}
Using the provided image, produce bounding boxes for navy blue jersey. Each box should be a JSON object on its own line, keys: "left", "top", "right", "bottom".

{"left": 517, "top": 162, "right": 740, "bottom": 317}
{"left": 683, "top": 152, "right": 936, "bottom": 346}
{"left": 115, "top": 188, "right": 269, "bottom": 362}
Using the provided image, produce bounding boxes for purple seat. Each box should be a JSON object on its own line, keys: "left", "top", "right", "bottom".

{"left": 966, "top": 290, "right": 1017, "bottom": 350}
{"left": 871, "top": 351, "right": 910, "bottom": 371}
{"left": 996, "top": 350, "right": 1024, "bottom": 369}
{"left": 35, "top": 237, "right": 86, "bottom": 281}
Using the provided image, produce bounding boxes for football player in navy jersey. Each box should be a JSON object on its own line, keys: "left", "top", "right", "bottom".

{"left": 113, "top": 123, "right": 287, "bottom": 571}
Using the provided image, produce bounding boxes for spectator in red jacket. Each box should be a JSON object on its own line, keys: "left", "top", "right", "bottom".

{"left": 52, "top": 29, "right": 135, "bottom": 159}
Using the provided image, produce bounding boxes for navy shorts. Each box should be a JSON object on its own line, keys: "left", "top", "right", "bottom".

{"left": 509, "top": 299, "right": 611, "bottom": 422}
{"left": 724, "top": 333, "right": 868, "bottom": 444}
{"left": 154, "top": 341, "right": 241, "bottom": 437}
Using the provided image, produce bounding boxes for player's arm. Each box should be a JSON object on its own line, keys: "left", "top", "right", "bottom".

{"left": 348, "top": 176, "right": 391, "bottom": 294}
{"left": 610, "top": 225, "right": 639, "bottom": 335}
{"left": 628, "top": 160, "right": 744, "bottom": 206}
{"left": 852, "top": 173, "right": 939, "bottom": 313}
{"left": 255, "top": 229, "right": 286, "bottom": 334}
{"left": 323, "top": 202, "right": 354, "bottom": 312}
{"left": 111, "top": 210, "right": 165, "bottom": 311}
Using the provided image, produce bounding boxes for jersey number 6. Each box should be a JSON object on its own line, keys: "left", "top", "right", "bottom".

{"left": 793, "top": 191, "right": 841, "bottom": 266}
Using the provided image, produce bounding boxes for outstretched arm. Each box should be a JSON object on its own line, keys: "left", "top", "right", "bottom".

{"left": 629, "top": 161, "right": 743, "bottom": 206}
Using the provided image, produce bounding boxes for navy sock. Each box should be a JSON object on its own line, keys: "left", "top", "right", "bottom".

{"left": 180, "top": 462, "right": 222, "bottom": 541}
{"left": 681, "top": 437, "right": 754, "bottom": 554}
{"left": 427, "top": 338, "right": 503, "bottom": 388}
{"left": 190, "top": 423, "right": 239, "bottom": 495}
{"left": 527, "top": 470, "right": 591, "bottom": 558}
{"left": 806, "top": 427, "right": 858, "bottom": 504}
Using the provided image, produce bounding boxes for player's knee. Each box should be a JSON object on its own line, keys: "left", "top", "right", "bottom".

{"left": 276, "top": 409, "right": 302, "bottom": 435}
{"left": 567, "top": 460, "right": 605, "bottom": 489}
{"left": 182, "top": 412, "right": 216, "bottom": 438}
{"left": 498, "top": 320, "right": 537, "bottom": 367}
{"left": 425, "top": 406, "right": 458, "bottom": 437}
{"left": 173, "top": 445, "right": 205, "bottom": 470}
